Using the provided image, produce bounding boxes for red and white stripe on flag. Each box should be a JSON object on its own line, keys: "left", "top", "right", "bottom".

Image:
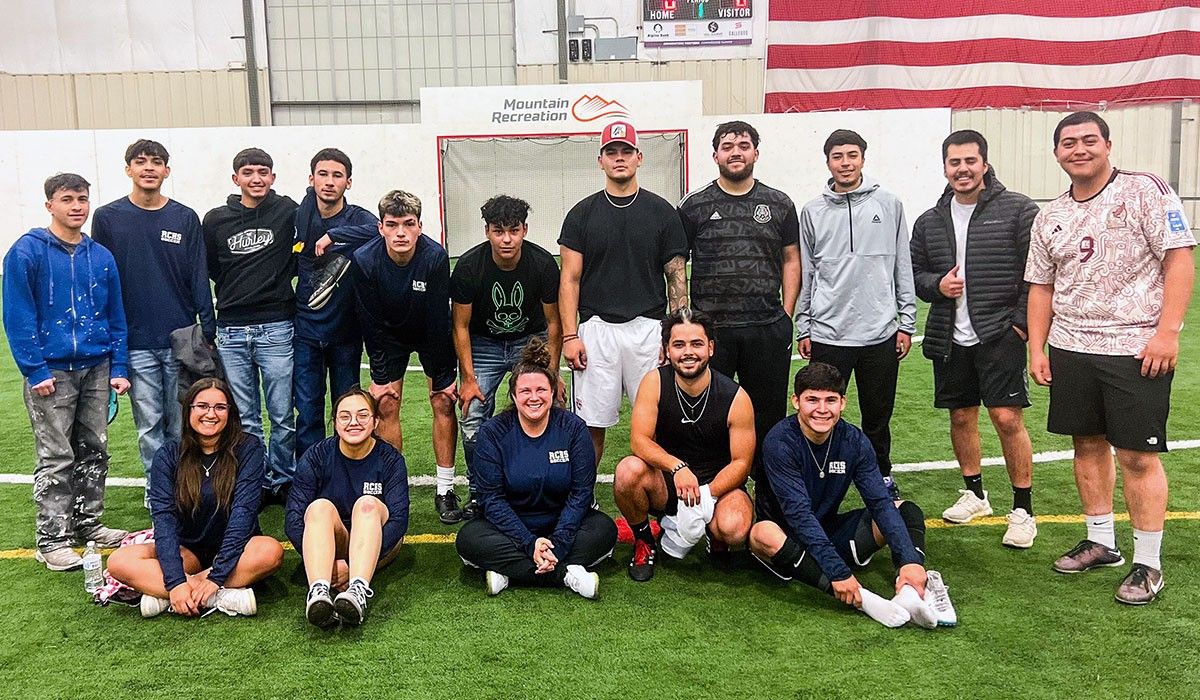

{"left": 764, "top": 0, "right": 1200, "bottom": 112}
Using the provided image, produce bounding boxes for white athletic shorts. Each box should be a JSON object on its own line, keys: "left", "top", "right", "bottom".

{"left": 571, "top": 315, "right": 660, "bottom": 428}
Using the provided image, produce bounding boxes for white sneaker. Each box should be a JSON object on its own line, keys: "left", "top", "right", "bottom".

{"left": 1002, "top": 508, "right": 1038, "bottom": 548}
{"left": 206, "top": 587, "right": 257, "bottom": 617}
{"left": 35, "top": 546, "right": 83, "bottom": 571}
{"left": 139, "top": 594, "right": 171, "bottom": 618}
{"left": 486, "top": 570, "right": 509, "bottom": 596}
{"left": 923, "top": 571, "right": 958, "bottom": 627}
{"left": 892, "top": 584, "right": 939, "bottom": 629}
{"left": 942, "top": 489, "right": 993, "bottom": 523}
{"left": 563, "top": 564, "right": 599, "bottom": 600}
{"left": 333, "top": 580, "right": 372, "bottom": 625}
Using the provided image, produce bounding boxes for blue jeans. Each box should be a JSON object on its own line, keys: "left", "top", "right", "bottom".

{"left": 293, "top": 336, "right": 363, "bottom": 462}
{"left": 461, "top": 334, "right": 543, "bottom": 475}
{"left": 217, "top": 320, "right": 296, "bottom": 490}
{"left": 128, "top": 349, "right": 183, "bottom": 488}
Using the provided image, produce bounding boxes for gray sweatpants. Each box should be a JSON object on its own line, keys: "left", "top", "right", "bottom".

{"left": 23, "top": 361, "right": 112, "bottom": 551}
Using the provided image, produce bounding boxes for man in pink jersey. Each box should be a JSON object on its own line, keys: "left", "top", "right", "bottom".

{"left": 1025, "top": 111, "right": 1195, "bottom": 605}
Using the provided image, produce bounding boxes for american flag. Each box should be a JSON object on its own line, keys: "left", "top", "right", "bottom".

{"left": 764, "top": 1, "right": 1200, "bottom": 112}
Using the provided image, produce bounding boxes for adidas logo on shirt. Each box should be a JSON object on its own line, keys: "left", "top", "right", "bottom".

{"left": 412, "top": 280, "right": 426, "bottom": 292}
{"left": 871, "top": 214, "right": 882, "bottom": 224}
{"left": 709, "top": 211, "right": 722, "bottom": 220}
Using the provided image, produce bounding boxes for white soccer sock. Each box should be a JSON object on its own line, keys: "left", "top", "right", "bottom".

{"left": 436, "top": 466, "right": 455, "bottom": 496}
{"left": 1132, "top": 528, "right": 1163, "bottom": 571}
{"left": 1085, "top": 512, "right": 1117, "bottom": 549}
{"left": 349, "top": 576, "right": 370, "bottom": 589}
{"left": 858, "top": 588, "right": 911, "bottom": 628}
{"left": 311, "top": 579, "right": 330, "bottom": 590}
{"left": 892, "top": 584, "right": 938, "bottom": 629}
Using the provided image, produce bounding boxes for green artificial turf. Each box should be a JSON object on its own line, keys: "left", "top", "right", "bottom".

{"left": 1, "top": 289, "right": 1199, "bottom": 698}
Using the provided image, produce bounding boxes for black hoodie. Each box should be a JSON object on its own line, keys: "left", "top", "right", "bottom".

{"left": 203, "top": 190, "right": 299, "bottom": 326}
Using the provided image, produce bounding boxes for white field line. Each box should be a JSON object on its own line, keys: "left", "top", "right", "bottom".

{"left": 3, "top": 438, "right": 1198, "bottom": 489}
{"left": 362, "top": 335, "right": 929, "bottom": 372}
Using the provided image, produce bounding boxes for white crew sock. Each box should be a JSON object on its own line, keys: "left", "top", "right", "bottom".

{"left": 892, "top": 584, "right": 938, "bottom": 629}
{"left": 1085, "top": 512, "right": 1117, "bottom": 549}
{"left": 1132, "top": 528, "right": 1163, "bottom": 571}
{"left": 858, "top": 588, "right": 911, "bottom": 628}
{"left": 349, "top": 576, "right": 370, "bottom": 590}
{"left": 311, "top": 579, "right": 330, "bottom": 590}
{"left": 436, "top": 466, "right": 455, "bottom": 496}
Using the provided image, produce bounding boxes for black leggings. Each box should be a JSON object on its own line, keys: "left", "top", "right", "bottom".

{"left": 456, "top": 510, "right": 617, "bottom": 586}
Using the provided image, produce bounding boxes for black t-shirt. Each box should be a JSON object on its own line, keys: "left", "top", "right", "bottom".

{"left": 450, "top": 241, "right": 560, "bottom": 341}
{"left": 678, "top": 180, "right": 799, "bottom": 327}
{"left": 558, "top": 188, "right": 689, "bottom": 324}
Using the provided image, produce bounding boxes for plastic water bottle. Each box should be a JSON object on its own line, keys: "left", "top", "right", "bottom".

{"left": 83, "top": 541, "right": 104, "bottom": 594}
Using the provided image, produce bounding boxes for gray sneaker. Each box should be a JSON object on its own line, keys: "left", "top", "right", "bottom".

{"left": 1115, "top": 564, "right": 1164, "bottom": 605}
{"left": 77, "top": 525, "right": 129, "bottom": 548}
{"left": 35, "top": 546, "right": 83, "bottom": 571}
{"left": 1053, "top": 539, "right": 1125, "bottom": 573}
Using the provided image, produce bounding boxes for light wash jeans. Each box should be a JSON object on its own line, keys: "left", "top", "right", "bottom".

{"left": 128, "top": 348, "right": 182, "bottom": 497}
{"left": 460, "top": 333, "right": 544, "bottom": 475}
{"left": 217, "top": 320, "right": 296, "bottom": 491}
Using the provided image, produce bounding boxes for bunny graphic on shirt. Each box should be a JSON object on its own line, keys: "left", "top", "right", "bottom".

{"left": 486, "top": 281, "right": 529, "bottom": 335}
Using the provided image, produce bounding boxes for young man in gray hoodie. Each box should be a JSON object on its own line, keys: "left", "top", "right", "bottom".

{"left": 795, "top": 129, "right": 916, "bottom": 499}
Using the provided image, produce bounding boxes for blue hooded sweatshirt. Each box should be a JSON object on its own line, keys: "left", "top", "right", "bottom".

{"left": 3, "top": 227, "right": 129, "bottom": 386}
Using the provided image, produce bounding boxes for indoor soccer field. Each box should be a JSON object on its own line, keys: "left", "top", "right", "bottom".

{"left": 2, "top": 293, "right": 1198, "bottom": 699}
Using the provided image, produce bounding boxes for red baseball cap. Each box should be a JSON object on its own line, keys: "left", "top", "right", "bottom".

{"left": 600, "top": 121, "right": 638, "bottom": 151}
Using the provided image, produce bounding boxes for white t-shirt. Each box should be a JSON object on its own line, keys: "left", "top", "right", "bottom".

{"left": 950, "top": 197, "right": 979, "bottom": 345}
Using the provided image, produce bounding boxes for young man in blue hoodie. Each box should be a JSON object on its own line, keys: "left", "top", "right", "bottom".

{"left": 4, "top": 173, "right": 131, "bottom": 570}
{"left": 203, "top": 148, "right": 300, "bottom": 506}
{"left": 292, "top": 148, "right": 379, "bottom": 464}
{"left": 93, "top": 140, "right": 216, "bottom": 499}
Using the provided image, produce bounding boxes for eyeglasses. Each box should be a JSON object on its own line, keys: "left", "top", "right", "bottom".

{"left": 336, "top": 411, "right": 374, "bottom": 425}
{"left": 190, "top": 402, "right": 229, "bottom": 414}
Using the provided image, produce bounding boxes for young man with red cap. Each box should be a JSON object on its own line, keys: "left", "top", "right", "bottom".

{"left": 558, "top": 121, "right": 690, "bottom": 464}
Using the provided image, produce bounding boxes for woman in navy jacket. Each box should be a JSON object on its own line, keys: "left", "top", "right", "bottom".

{"left": 108, "top": 378, "right": 284, "bottom": 618}
{"left": 286, "top": 388, "right": 409, "bottom": 627}
{"left": 456, "top": 339, "right": 616, "bottom": 598}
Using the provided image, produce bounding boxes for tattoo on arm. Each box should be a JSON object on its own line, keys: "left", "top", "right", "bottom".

{"left": 664, "top": 255, "right": 688, "bottom": 312}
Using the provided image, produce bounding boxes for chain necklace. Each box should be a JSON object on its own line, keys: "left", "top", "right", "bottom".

{"left": 201, "top": 453, "right": 218, "bottom": 479}
{"left": 675, "top": 370, "right": 711, "bottom": 424}
{"left": 604, "top": 188, "right": 640, "bottom": 209}
{"left": 803, "top": 435, "right": 831, "bottom": 479}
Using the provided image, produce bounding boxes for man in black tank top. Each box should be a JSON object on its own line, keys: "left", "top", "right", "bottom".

{"left": 613, "top": 309, "right": 756, "bottom": 582}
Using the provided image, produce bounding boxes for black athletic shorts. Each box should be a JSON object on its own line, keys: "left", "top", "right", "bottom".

{"left": 651, "top": 469, "right": 745, "bottom": 518}
{"left": 933, "top": 328, "right": 1030, "bottom": 409}
{"left": 378, "top": 336, "right": 457, "bottom": 391}
{"left": 1047, "top": 347, "right": 1172, "bottom": 452}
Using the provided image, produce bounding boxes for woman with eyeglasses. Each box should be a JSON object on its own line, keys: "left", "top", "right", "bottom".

{"left": 285, "top": 387, "right": 409, "bottom": 627}
{"left": 455, "top": 339, "right": 616, "bottom": 598}
{"left": 108, "top": 378, "right": 284, "bottom": 618}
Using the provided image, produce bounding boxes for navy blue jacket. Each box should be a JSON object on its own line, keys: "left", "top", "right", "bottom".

{"left": 149, "top": 436, "right": 265, "bottom": 590}
{"left": 92, "top": 197, "right": 215, "bottom": 349}
{"left": 293, "top": 188, "right": 379, "bottom": 344}
{"left": 284, "top": 437, "right": 410, "bottom": 557}
{"left": 3, "top": 228, "right": 128, "bottom": 385}
{"left": 353, "top": 235, "right": 451, "bottom": 384}
{"left": 762, "top": 417, "right": 922, "bottom": 581}
{"left": 473, "top": 409, "right": 597, "bottom": 556}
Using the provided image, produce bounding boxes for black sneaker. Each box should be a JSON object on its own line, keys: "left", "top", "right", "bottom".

{"left": 308, "top": 254, "right": 351, "bottom": 311}
{"left": 435, "top": 491, "right": 463, "bottom": 524}
{"left": 305, "top": 582, "right": 338, "bottom": 628}
{"left": 333, "top": 580, "right": 373, "bottom": 626}
{"left": 1053, "top": 539, "right": 1125, "bottom": 574}
{"left": 460, "top": 498, "right": 482, "bottom": 521}
{"left": 628, "top": 538, "right": 657, "bottom": 582}
{"left": 1115, "top": 563, "right": 1164, "bottom": 605}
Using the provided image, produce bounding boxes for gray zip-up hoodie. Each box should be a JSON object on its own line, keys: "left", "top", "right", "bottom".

{"left": 796, "top": 175, "right": 917, "bottom": 345}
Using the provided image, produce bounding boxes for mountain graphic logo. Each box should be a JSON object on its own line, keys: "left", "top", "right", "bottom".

{"left": 571, "top": 94, "right": 630, "bottom": 122}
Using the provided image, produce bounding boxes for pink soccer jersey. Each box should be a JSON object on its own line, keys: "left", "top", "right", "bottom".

{"left": 1025, "top": 170, "right": 1195, "bottom": 356}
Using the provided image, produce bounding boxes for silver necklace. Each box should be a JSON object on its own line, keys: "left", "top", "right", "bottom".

{"left": 675, "top": 371, "right": 711, "bottom": 424}
{"left": 201, "top": 454, "right": 217, "bottom": 478}
{"left": 604, "top": 188, "right": 640, "bottom": 209}
{"left": 804, "top": 436, "right": 831, "bottom": 479}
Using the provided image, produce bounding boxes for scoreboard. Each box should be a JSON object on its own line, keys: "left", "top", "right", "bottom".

{"left": 643, "top": 0, "right": 753, "bottom": 47}
{"left": 644, "top": 0, "right": 752, "bottom": 21}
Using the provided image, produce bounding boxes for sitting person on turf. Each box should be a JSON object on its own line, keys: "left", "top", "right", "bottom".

{"left": 455, "top": 339, "right": 616, "bottom": 598}
{"left": 613, "top": 308, "right": 755, "bottom": 582}
{"left": 286, "top": 387, "right": 409, "bottom": 627}
{"left": 750, "top": 363, "right": 955, "bottom": 629}
{"left": 107, "top": 378, "right": 285, "bottom": 618}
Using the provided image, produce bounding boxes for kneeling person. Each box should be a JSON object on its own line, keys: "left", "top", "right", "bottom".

{"left": 614, "top": 309, "right": 755, "bottom": 582}
{"left": 107, "top": 379, "right": 285, "bottom": 618}
{"left": 286, "top": 388, "right": 410, "bottom": 626}
{"left": 456, "top": 340, "right": 616, "bottom": 598}
{"left": 751, "top": 363, "right": 955, "bottom": 629}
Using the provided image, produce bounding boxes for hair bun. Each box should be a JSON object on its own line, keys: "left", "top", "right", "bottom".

{"left": 519, "top": 337, "right": 552, "bottom": 370}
